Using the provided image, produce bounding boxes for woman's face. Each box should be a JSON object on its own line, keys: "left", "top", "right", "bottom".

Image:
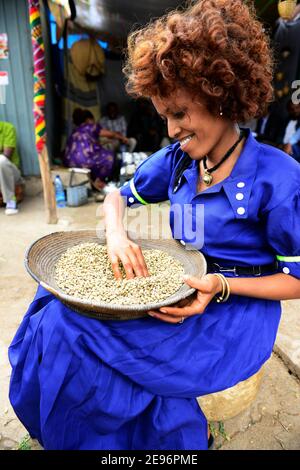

{"left": 151, "top": 89, "right": 233, "bottom": 161}
{"left": 86, "top": 118, "right": 95, "bottom": 125}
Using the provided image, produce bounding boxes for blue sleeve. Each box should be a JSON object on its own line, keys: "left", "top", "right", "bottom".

{"left": 119, "top": 143, "right": 181, "bottom": 207}
{"left": 266, "top": 189, "right": 300, "bottom": 279}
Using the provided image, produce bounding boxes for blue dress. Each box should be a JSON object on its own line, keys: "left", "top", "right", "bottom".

{"left": 9, "top": 130, "right": 300, "bottom": 450}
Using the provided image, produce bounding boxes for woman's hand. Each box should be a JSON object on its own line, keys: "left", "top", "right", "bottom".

{"left": 113, "top": 132, "right": 128, "bottom": 145}
{"left": 100, "top": 129, "right": 128, "bottom": 145}
{"left": 283, "top": 143, "right": 293, "bottom": 155}
{"left": 119, "top": 136, "right": 129, "bottom": 145}
{"left": 106, "top": 231, "right": 150, "bottom": 280}
{"left": 147, "top": 274, "right": 223, "bottom": 323}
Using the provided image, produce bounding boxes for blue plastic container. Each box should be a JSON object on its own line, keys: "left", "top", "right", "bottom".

{"left": 54, "top": 175, "right": 66, "bottom": 208}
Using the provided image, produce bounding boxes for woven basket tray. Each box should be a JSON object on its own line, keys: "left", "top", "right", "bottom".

{"left": 25, "top": 230, "right": 207, "bottom": 320}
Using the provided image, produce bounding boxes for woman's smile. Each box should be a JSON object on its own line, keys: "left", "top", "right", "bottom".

{"left": 179, "top": 133, "right": 195, "bottom": 150}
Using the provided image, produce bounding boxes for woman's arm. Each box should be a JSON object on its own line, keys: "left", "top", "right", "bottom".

{"left": 228, "top": 273, "right": 300, "bottom": 301}
{"left": 100, "top": 128, "right": 128, "bottom": 144}
{"left": 103, "top": 190, "right": 149, "bottom": 279}
{"left": 148, "top": 272, "right": 300, "bottom": 324}
{"left": 103, "top": 189, "right": 127, "bottom": 237}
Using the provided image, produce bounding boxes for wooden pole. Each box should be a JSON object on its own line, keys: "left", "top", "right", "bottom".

{"left": 29, "top": 1, "right": 57, "bottom": 224}
{"left": 38, "top": 145, "right": 58, "bottom": 224}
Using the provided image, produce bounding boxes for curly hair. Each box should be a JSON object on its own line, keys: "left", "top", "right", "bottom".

{"left": 123, "top": 0, "right": 274, "bottom": 122}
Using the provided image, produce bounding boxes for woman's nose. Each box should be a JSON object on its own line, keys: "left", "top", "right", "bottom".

{"left": 167, "top": 120, "right": 181, "bottom": 139}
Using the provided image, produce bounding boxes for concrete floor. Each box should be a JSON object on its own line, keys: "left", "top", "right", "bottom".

{"left": 0, "top": 176, "right": 299, "bottom": 450}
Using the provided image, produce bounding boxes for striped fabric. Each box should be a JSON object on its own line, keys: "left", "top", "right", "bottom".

{"left": 28, "top": 0, "right": 46, "bottom": 153}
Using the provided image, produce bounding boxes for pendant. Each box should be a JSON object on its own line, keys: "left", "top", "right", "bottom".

{"left": 203, "top": 170, "right": 213, "bottom": 186}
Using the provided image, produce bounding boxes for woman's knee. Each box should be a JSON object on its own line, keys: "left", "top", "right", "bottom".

{"left": 0, "top": 154, "right": 10, "bottom": 170}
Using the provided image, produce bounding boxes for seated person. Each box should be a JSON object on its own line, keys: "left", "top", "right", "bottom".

{"left": 100, "top": 102, "right": 127, "bottom": 151}
{"left": 282, "top": 101, "right": 300, "bottom": 163}
{"left": 0, "top": 121, "right": 23, "bottom": 215}
{"left": 100, "top": 102, "right": 136, "bottom": 153}
{"left": 64, "top": 108, "right": 128, "bottom": 190}
{"left": 127, "top": 98, "right": 164, "bottom": 152}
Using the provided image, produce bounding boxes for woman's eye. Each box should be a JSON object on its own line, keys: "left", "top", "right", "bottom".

{"left": 174, "top": 112, "right": 185, "bottom": 120}
{"left": 159, "top": 111, "right": 185, "bottom": 122}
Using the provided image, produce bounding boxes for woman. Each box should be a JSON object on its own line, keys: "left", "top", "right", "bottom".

{"left": 9, "top": 0, "right": 300, "bottom": 450}
{"left": 64, "top": 108, "right": 128, "bottom": 190}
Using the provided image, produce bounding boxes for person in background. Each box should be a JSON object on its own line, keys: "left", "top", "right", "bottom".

{"left": 100, "top": 102, "right": 127, "bottom": 138}
{"left": 262, "top": 5, "right": 300, "bottom": 145}
{"left": 64, "top": 108, "right": 128, "bottom": 190}
{"left": 283, "top": 100, "right": 300, "bottom": 162}
{"left": 0, "top": 121, "right": 23, "bottom": 215}
{"left": 127, "top": 98, "right": 164, "bottom": 152}
{"left": 100, "top": 102, "right": 137, "bottom": 153}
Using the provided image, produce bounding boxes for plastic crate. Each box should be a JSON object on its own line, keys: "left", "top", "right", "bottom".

{"left": 66, "top": 185, "right": 88, "bottom": 206}
{"left": 66, "top": 168, "right": 90, "bottom": 206}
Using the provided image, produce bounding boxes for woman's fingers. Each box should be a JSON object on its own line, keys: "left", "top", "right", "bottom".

{"left": 109, "top": 246, "right": 149, "bottom": 280}
{"left": 110, "top": 255, "right": 123, "bottom": 280}
{"left": 183, "top": 275, "right": 207, "bottom": 289}
{"left": 109, "top": 250, "right": 135, "bottom": 280}
{"left": 122, "top": 244, "right": 150, "bottom": 278}
{"left": 158, "top": 298, "right": 205, "bottom": 317}
{"left": 118, "top": 253, "right": 135, "bottom": 279}
{"left": 147, "top": 297, "right": 205, "bottom": 323}
{"left": 131, "top": 245, "right": 150, "bottom": 277}
{"left": 183, "top": 274, "right": 221, "bottom": 296}
{"left": 107, "top": 236, "right": 149, "bottom": 279}
{"left": 172, "top": 298, "right": 192, "bottom": 308}
{"left": 148, "top": 310, "right": 183, "bottom": 324}
{"left": 147, "top": 291, "right": 197, "bottom": 323}
{"left": 126, "top": 249, "right": 145, "bottom": 278}
{"left": 146, "top": 276, "right": 219, "bottom": 323}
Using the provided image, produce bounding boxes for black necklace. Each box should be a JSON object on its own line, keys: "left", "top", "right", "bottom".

{"left": 202, "top": 130, "right": 245, "bottom": 186}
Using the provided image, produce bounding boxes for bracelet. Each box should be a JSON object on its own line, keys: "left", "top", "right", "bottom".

{"left": 213, "top": 273, "right": 225, "bottom": 299}
{"left": 213, "top": 273, "right": 231, "bottom": 303}
{"left": 215, "top": 273, "right": 230, "bottom": 302}
{"left": 222, "top": 275, "right": 230, "bottom": 302}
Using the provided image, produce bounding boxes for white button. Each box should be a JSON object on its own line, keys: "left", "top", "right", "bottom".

{"left": 283, "top": 267, "right": 290, "bottom": 274}
{"left": 236, "top": 193, "right": 244, "bottom": 201}
{"left": 180, "top": 240, "right": 186, "bottom": 246}
{"left": 129, "top": 197, "right": 134, "bottom": 203}
{"left": 237, "top": 182, "right": 245, "bottom": 188}
{"left": 237, "top": 207, "right": 245, "bottom": 215}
